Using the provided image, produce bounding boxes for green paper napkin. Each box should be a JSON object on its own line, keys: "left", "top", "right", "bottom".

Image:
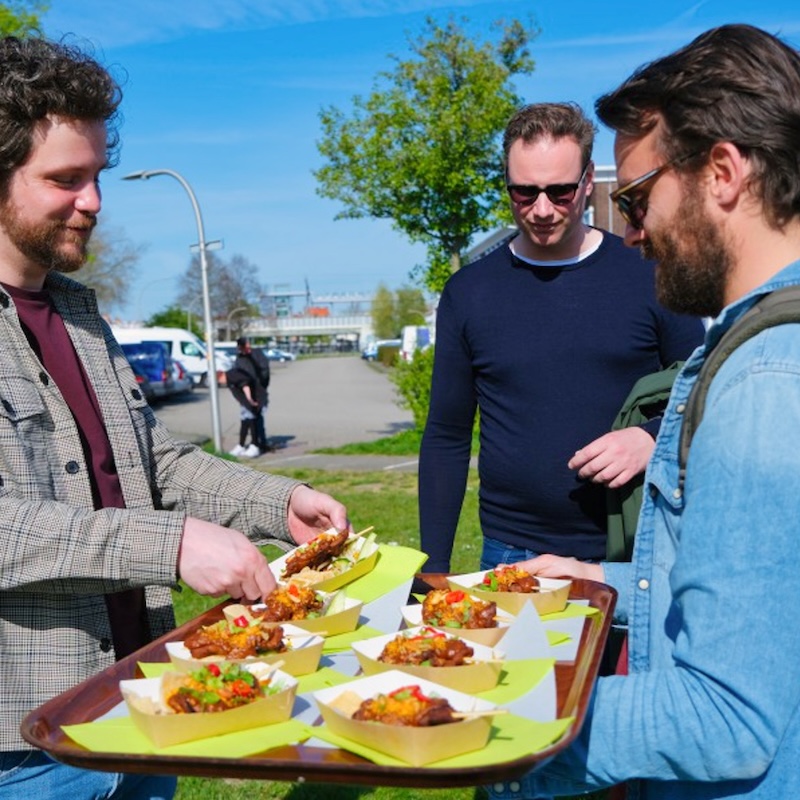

{"left": 309, "top": 713, "right": 573, "bottom": 768}
{"left": 322, "top": 625, "right": 385, "bottom": 653}
{"left": 62, "top": 716, "right": 309, "bottom": 758}
{"left": 541, "top": 602, "right": 600, "bottom": 622}
{"left": 345, "top": 544, "right": 428, "bottom": 605}
{"left": 546, "top": 630, "right": 571, "bottom": 646}
{"left": 475, "top": 659, "right": 554, "bottom": 704}
{"left": 138, "top": 662, "right": 174, "bottom": 678}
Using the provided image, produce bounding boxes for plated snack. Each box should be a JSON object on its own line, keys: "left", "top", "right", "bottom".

{"left": 121, "top": 662, "right": 297, "bottom": 747}
{"left": 270, "top": 527, "right": 379, "bottom": 592}
{"left": 166, "top": 621, "right": 323, "bottom": 676}
{"left": 447, "top": 570, "right": 571, "bottom": 616}
{"left": 314, "top": 670, "right": 498, "bottom": 766}
{"left": 352, "top": 626, "right": 504, "bottom": 692}
{"left": 477, "top": 567, "right": 539, "bottom": 593}
{"left": 223, "top": 587, "right": 363, "bottom": 637}
{"left": 422, "top": 588, "right": 497, "bottom": 629}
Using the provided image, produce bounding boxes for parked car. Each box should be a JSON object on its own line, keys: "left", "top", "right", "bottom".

{"left": 121, "top": 341, "right": 174, "bottom": 400}
{"left": 170, "top": 359, "right": 194, "bottom": 396}
{"left": 114, "top": 326, "right": 209, "bottom": 387}
{"left": 128, "top": 361, "right": 156, "bottom": 404}
{"left": 264, "top": 348, "right": 296, "bottom": 362}
{"left": 361, "top": 338, "right": 401, "bottom": 361}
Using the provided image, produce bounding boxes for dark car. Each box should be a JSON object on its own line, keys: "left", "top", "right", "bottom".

{"left": 129, "top": 361, "right": 156, "bottom": 403}
{"left": 121, "top": 342, "right": 175, "bottom": 400}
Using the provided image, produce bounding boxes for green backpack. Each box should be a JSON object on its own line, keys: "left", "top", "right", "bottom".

{"left": 607, "top": 284, "right": 800, "bottom": 562}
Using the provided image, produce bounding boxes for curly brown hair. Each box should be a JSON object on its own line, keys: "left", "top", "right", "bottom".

{"left": 0, "top": 36, "right": 122, "bottom": 195}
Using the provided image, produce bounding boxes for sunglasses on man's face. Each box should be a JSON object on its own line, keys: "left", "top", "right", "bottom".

{"left": 507, "top": 162, "right": 590, "bottom": 207}
{"left": 610, "top": 151, "right": 701, "bottom": 229}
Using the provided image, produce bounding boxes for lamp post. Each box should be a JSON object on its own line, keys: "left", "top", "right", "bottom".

{"left": 122, "top": 169, "right": 223, "bottom": 453}
{"left": 226, "top": 305, "right": 249, "bottom": 340}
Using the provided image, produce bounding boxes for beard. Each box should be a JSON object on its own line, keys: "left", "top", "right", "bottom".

{"left": 0, "top": 198, "right": 95, "bottom": 274}
{"left": 644, "top": 188, "right": 732, "bottom": 318}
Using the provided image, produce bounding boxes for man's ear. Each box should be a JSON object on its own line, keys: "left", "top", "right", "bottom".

{"left": 706, "top": 142, "right": 748, "bottom": 208}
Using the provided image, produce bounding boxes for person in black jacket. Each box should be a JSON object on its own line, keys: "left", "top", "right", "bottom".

{"left": 226, "top": 337, "right": 271, "bottom": 456}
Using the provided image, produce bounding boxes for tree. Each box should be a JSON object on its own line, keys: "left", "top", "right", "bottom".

{"left": 371, "top": 283, "right": 428, "bottom": 338}
{"left": 175, "top": 251, "right": 263, "bottom": 331}
{"left": 146, "top": 305, "right": 203, "bottom": 339}
{"left": 315, "top": 15, "right": 537, "bottom": 293}
{"left": 371, "top": 283, "right": 396, "bottom": 339}
{"left": 75, "top": 223, "right": 145, "bottom": 314}
{"left": 0, "top": 1, "right": 47, "bottom": 37}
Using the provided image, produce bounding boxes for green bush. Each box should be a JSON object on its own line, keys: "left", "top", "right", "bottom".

{"left": 390, "top": 345, "right": 434, "bottom": 430}
{"left": 377, "top": 344, "right": 400, "bottom": 366}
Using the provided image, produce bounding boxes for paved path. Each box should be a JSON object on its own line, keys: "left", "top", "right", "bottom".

{"left": 154, "top": 355, "right": 423, "bottom": 472}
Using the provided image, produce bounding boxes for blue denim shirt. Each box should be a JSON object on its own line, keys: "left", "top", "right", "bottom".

{"left": 519, "top": 260, "right": 800, "bottom": 800}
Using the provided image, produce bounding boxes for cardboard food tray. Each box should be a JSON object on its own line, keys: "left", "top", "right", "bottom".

{"left": 400, "top": 602, "right": 513, "bottom": 648}
{"left": 165, "top": 623, "right": 323, "bottom": 676}
{"left": 351, "top": 627, "right": 504, "bottom": 693}
{"left": 121, "top": 667, "right": 297, "bottom": 748}
{"left": 20, "top": 578, "right": 615, "bottom": 787}
{"left": 223, "top": 594, "right": 363, "bottom": 637}
{"left": 314, "top": 670, "right": 496, "bottom": 766}
{"left": 446, "top": 572, "right": 572, "bottom": 615}
{"left": 269, "top": 540, "right": 379, "bottom": 592}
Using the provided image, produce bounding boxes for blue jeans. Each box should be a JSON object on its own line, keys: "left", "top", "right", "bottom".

{"left": 480, "top": 537, "right": 540, "bottom": 571}
{"left": 0, "top": 751, "right": 176, "bottom": 799}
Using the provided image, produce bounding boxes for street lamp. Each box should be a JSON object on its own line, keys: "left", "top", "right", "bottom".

{"left": 122, "top": 169, "right": 223, "bottom": 453}
{"left": 226, "top": 305, "right": 249, "bottom": 340}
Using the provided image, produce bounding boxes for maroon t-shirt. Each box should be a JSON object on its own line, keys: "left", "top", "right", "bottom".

{"left": 4, "top": 282, "right": 150, "bottom": 658}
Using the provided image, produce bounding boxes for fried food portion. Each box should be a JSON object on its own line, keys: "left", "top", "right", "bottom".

{"left": 165, "top": 663, "right": 264, "bottom": 713}
{"left": 478, "top": 566, "right": 540, "bottom": 593}
{"left": 352, "top": 684, "right": 457, "bottom": 726}
{"left": 252, "top": 584, "right": 324, "bottom": 622}
{"left": 183, "top": 620, "right": 286, "bottom": 660}
{"left": 378, "top": 627, "right": 474, "bottom": 667}
{"left": 282, "top": 528, "right": 350, "bottom": 578}
{"left": 421, "top": 589, "right": 497, "bottom": 629}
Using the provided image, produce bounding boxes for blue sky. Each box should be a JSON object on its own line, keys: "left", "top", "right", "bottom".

{"left": 42, "top": 0, "right": 799, "bottom": 320}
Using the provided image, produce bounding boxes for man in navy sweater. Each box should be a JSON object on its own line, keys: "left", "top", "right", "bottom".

{"left": 418, "top": 102, "right": 704, "bottom": 573}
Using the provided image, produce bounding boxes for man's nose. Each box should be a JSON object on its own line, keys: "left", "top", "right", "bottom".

{"left": 623, "top": 222, "right": 645, "bottom": 248}
{"left": 531, "top": 192, "right": 554, "bottom": 215}
{"left": 75, "top": 181, "right": 101, "bottom": 214}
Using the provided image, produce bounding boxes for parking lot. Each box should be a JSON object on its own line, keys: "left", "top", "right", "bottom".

{"left": 152, "top": 355, "right": 415, "bottom": 459}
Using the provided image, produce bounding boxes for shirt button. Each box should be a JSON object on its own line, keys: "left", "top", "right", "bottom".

{"left": 493, "top": 784, "right": 505, "bottom": 793}
{"left": 65, "top": 461, "right": 80, "bottom": 474}
{"left": 0, "top": 292, "right": 8, "bottom": 308}
{"left": 39, "top": 371, "right": 49, "bottom": 386}
{"left": 676, "top": 403, "right": 686, "bottom": 414}
{"left": 99, "top": 638, "right": 113, "bottom": 653}
{"left": 509, "top": 782, "right": 521, "bottom": 792}
{"left": 131, "top": 388, "right": 142, "bottom": 401}
{"left": 638, "top": 578, "right": 650, "bottom": 590}
{"left": 673, "top": 488, "right": 683, "bottom": 499}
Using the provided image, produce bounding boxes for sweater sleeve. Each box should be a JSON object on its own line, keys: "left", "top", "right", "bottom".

{"left": 418, "top": 286, "right": 477, "bottom": 573}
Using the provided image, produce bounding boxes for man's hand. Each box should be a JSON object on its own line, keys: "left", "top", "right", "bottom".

{"left": 178, "top": 517, "right": 277, "bottom": 602}
{"left": 511, "top": 554, "right": 605, "bottom": 583}
{"left": 568, "top": 427, "right": 655, "bottom": 488}
{"left": 287, "top": 484, "right": 350, "bottom": 545}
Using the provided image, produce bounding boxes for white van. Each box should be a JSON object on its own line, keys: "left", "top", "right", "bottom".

{"left": 400, "top": 325, "right": 431, "bottom": 362}
{"left": 113, "top": 326, "right": 209, "bottom": 386}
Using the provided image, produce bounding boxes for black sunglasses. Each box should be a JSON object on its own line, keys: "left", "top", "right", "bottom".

{"left": 610, "top": 151, "right": 701, "bottom": 229}
{"left": 507, "top": 162, "right": 590, "bottom": 207}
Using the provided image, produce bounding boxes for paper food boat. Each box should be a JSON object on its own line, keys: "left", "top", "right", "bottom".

{"left": 446, "top": 571, "right": 571, "bottom": 615}
{"left": 223, "top": 591, "right": 363, "bottom": 637}
{"left": 270, "top": 533, "right": 379, "bottom": 592}
{"left": 351, "top": 627, "right": 504, "bottom": 693}
{"left": 400, "top": 601, "right": 513, "bottom": 648}
{"left": 121, "top": 664, "right": 297, "bottom": 748}
{"left": 313, "top": 669, "right": 498, "bottom": 766}
{"left": 165, "top": 623, "right": 323, "bottom": 676}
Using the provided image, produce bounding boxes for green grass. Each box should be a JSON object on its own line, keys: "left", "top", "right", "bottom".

{"left": 313, "top": 428, "right": 423, "bottom": 455}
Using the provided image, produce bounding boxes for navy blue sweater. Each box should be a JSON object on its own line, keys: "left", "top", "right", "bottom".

{"left": 418, "top": 233, "right": 705, "bottom": 571}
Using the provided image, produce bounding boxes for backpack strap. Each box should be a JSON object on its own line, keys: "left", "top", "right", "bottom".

{"left": 678, "top": 285, "right": 800, "bottom": 491}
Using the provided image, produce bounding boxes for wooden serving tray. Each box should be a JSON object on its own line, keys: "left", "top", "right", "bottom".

{"left": 20, "top": 577, "right": 616, "bottom": 788}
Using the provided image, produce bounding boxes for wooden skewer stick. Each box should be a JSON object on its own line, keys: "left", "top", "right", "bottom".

{"left": 353, "top": 525, "right": 375, "bottom": 538}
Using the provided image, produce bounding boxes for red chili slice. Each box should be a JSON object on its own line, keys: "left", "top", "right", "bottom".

{"left": 445, "top": 590, "right": 465, "bottom": 603}
{"left": 233, "top": 615, "right": 249, "bottom": 628}
{"left": 206, "top": 663, "right": 221, "bottom": 677}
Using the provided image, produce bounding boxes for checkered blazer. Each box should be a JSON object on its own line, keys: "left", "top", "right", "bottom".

{"left": 0, "top": 273, "right": 301, "bottom": 750}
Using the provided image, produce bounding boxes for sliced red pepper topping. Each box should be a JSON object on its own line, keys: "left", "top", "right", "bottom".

{"left": 445, "top": 590, "right": 465, "bottom": 603}
{"left": 288, "top": 583, "right": 300, "bottom": 597}
{"left": 206, "top": 663, "right": 221, "bottom": 677}
{"left": 233, "top": 615, "right": 249, "bottom": 628}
